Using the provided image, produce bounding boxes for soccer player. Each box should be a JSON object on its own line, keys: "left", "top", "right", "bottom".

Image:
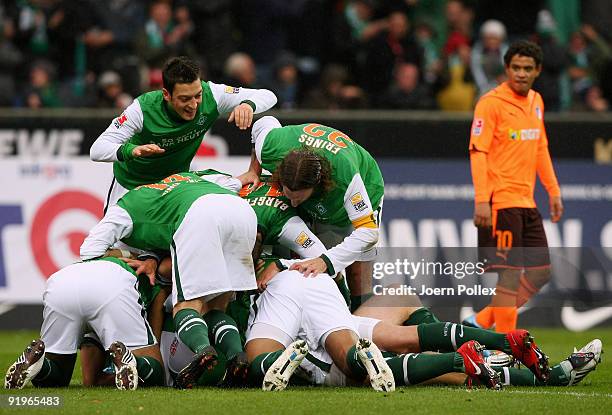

{"left": 80, "top": 172, "right": 258, "bottom": 389}
{"left": 244, "top": 266, "right": 396, "bottom": 392}
{"left": 4, "top": 257, "right": 165, "bottom": 391}
{"left": 90, "top": 56, "right": 277, "bottom": 208}
{"left": 244, "top": 116, "right": 391, "bottom": 315}
{"left": 466, "top": 40, "right": 563, "bottom": 333}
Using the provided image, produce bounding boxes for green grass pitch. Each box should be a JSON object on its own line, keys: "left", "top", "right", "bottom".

{"left": 0, "top": 328, "right": 610, "bottom": 414}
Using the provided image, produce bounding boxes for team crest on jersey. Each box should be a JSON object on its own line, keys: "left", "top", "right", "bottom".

{"left": 224, "top": 86, "right": 240, "bottom": 94}
{"left": 471, "top": 118, "right": 484, "bottom": 136}
{"left": 351, "top": 193, "right": 367, "bottom": 212}
{"left": 508, "top": 129, "right": 519, "bottom": 141}
{"left": 113, "top": 113, "right": 128, "bottom": 129}
{"left": 314, "top": 203, "right": 327, "bottom": 216}
{"left": 196, "top": 114, "right": 206, "bottom": 125}
{"left": 295, "top": 231, "right": 315, "bottom": 249}
{"left": 535, "top": 106, "right": 542, "bottom": 120}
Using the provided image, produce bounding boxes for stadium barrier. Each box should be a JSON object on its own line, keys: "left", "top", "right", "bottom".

{"left": 0, "top": 109, "right": 611, "bottom": 160}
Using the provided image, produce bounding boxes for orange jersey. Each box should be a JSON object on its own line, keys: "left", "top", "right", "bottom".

{"left": 469, "top": 82, "right": 560, "bottom": 210}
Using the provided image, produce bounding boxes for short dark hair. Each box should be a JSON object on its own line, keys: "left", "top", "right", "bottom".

{"left": 162, "top": 56, "right": 200, "bottom": 94}
{"left": 504, "top": 40, "right": 543, "bottom": 67}
{"left": 271, "top": 148, "right": 334, "bottom": 193}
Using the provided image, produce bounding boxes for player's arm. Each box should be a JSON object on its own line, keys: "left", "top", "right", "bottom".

{"left": 89, "top": 100, "right": 150, "bottom": 162}
{"left": 277, "top": 216, "right": 327, "bottom": 259}
{"left": 536, "top": 121, "right": 563, "bottom": 222}
{"left": 209, "top": 81, "right": 277, "bottom": 130}
{"left": 238, "top": 116, "right": 283, "bottom": 186}
{"left": 292, "top": 174, "right": 379, "bottom": 276}
{"left": 469, "top": 99, "right": 495, "bottom": 228}
{"left": 195, "top": 170, "right": 243, "bottom": 192}
{"left": 80, "top": 205, "right": 134, "bottom": 260}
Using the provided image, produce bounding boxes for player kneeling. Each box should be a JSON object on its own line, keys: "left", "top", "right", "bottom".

{"left": 245, "top": 267, "right": 395, "bottom": 392}
{"left": 4, "top": 258, "right": 164, "bottom": 390}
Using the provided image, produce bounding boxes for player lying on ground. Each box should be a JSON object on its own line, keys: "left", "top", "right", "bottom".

{"left": 4, "top": 258, "right": 165, "bottom": 391}
{"left": 80, "top": 172, "right": 258, "bottom": 389}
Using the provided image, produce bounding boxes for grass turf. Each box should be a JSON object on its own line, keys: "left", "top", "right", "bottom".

{"left": 0, "top": 328, "right": 610, "bottom": 414}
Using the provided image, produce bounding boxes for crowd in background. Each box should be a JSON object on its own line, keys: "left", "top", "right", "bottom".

{"left": 1, "top": 0, "right": 611, "bottom": 112}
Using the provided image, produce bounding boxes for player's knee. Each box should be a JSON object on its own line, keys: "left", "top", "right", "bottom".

{"left": 526, "top": 267, "right": 552, "bottom": 288}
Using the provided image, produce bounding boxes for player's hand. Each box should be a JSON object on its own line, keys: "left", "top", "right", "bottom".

{"left": 550, "top": 196, "right": 564, "bottom": 223}
{"left": 473, "top": 202, "right": 492, "bottom": 228}
{"left": 237, "top": 170, "right": 261, "bottom": 187}
{"left": 132, "top": 144, "right": 165, "bottom": 158}
{"left": 257, "top": 261, "right": 280, "bottom": 292}
{"left": 119, "top": 257, "right": 158, "bottom": 286}
{"left": 290, "top": 258, "right": 327, "bottom": 277}
{"left": 228, "top": 103, "right": 254, "bottom": 130}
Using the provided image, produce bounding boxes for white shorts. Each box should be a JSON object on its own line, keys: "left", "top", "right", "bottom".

{"left": 41, "top": 261, "right": 155, "bottom": 354}
{"left": 104, "top": 178, "right": 129, "bottom": 211}
{"left": 245, "top": 270, "right": 357, "bottom": 356}
{"left": 171, "top": 194, "right": 258, "bottom": 306}
{"left": 311, "top": 198, "right": 383, "bottom": 263}
{"left": 159, "top": 330, "right": 196, "bottom": 387}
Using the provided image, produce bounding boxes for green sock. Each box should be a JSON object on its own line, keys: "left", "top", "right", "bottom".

{"left": 204, "top": 310, "right": 243, "bottom": 361}
{"left": 32, "top": 358, "right": 71, "bottom": 387}
{"left": 335, "top": 276, "right": 351, "bottom": 308}
{"left": 403, "top": 307, "right": 441, "bottom": 325}
{"left": 247, "top": 350, "right": 284, "bottom": 386}
{"left": 350, "top": 293, "right": 373, "bottom": 313}
{"left": 174, "top": 308, "right": 210, "bottom": 354}
{"left": 345, "top": 345, "right": 367, "bottom": 380}
{"left": 386, "top": 352, "right": 464, "bottom": 385}
{"left": 136, "top": 356, "right": 165, "bottom": 387}
{"left": 417, "top": 322, "right": 509, "bottom": 352}
{"left": 497, "top": 363, "right": 566, "bottom": 387}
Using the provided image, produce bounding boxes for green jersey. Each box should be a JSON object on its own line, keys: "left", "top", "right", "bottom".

{"left": 239, "top": 181, "right": 294, "bottom": 245}
{"left": 117, "top": 172, "right": 236, "bottom": 251}
{"left": 113, "top": 81, "right": 219, "bottom": 189}
{"left": 259, "top": 123, "right": 384, "bottom": 227}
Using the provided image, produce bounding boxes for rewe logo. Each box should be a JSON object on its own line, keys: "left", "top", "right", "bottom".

{"left": 0, "top": 129, "right": 83, "bottom": 157}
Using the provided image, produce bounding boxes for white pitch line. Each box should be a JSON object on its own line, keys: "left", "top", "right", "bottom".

{"left": 0, "top": 303, "right": 15, "bottom": 316}
{"left": 437, "top": 387, "right": 612, "bottom": 399}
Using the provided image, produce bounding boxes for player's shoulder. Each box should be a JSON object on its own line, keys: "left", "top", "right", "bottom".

{"left": 136, "top": 89, "right": 163, "bottom": 107}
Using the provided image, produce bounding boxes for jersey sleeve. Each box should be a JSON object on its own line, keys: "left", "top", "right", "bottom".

{"left": 535, "top": 99, "right": 561, "bottom": 197}
{"left": 208, "top": 81, "right": 277, "bottom": 115}
{"left": 80, "top": 205, "right": 134, "bottom": 260}
{"left": 277, "top": 216, "right": 327, "bottom": 258}
{"left": 90, "top": 100, "right": 144, "bottom": 162}
{"left": 319, "top": 173, "right": 379, "bottom": 274}
{"left": 469, "top": 98, "right": 496, "bottom": 153}
{"left": 252, "top": 116, "right": 282, "bottom": 163}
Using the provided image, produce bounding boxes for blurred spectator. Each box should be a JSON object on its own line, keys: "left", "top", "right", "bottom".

{"left": 96, "top": 71, "right": 133, "bottom": 110}
{"left": 9, "top": 0, "right": 51, "bottom": 60}
{"left": 362, "top": 11, "right": 423, "bottom": 103}
{"left": 303, "top": 64, "right": 368, "bottom": 109}
{"left": 239, "top": 0, "right": 307, "bottom": 84}
{"left": 379, "top": 62, "right": 436, "bottom": 109}
{"left": 223, "top": 52, "right": 259, "bottom": 88}
{"left": 266, "top": 51, "right": 301, "bottom": 110}
{"left": 331, "top": 0, "right": 388, "bottom": 75}
{"left": 583, "top": 86, "right": 609, "bottom": 112}
{"left": 443, "top": 0, "right": 473, "bottom": 56}
{"left": 403, "top": 0, "right": 448, "bottom": 54}
{"left": 581, "top": 0, "right": 612, "bottom": 43}
{"left": 176, "top": 0, "right": 237, "bottom": 79}
{"left": 547, "top": 0, "right": 580, "bottom": 46}
{"left": 532, "top": 10, "right": 568, "bottom": 112}
{"left": 471, "top": 20, "right": 508, "bottom": 97}
{"left": 414, "top": 19, "right": 442, "bottom": 85}
{"left": 22, "top": 59, "right": 61, "bottom": 108}
{"left": 0, "top": 5, "right": 23, "bottom": 106}
{"left": 436, "top": 43, "right": 475, "bottom": 111}
{"left": 135, "top": 0, "right": 194, "bottom": 69}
